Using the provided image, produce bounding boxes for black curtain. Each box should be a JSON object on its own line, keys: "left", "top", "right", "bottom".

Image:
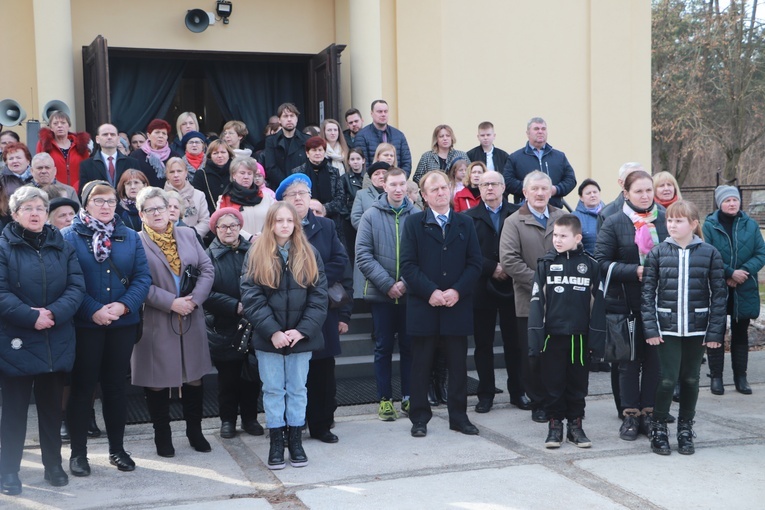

{"left": 110, "top": 57, "right": 187, "bottom": 135}
{"left": 203, "top": 60, "right": 305, "bottom": 148}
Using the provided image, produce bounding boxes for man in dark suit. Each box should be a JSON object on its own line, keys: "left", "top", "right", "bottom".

{"left": 466, "top": 122, "right": 510, "bottom": 173}
{"left": 262, "top": 103, "right": 310, "bottom": 191}
{"left": 463, "top": 171, "right": 529, "bottom": 414}
{"left": 401, "top": 170, "right": 482, "bottom": 438}
{"left": 79, "top": 124, "right": 140, "bottom": 192}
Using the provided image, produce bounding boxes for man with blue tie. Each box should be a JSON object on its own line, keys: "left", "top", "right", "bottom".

{"left": 401, "top": 170, "right": 482, "bottom": 438}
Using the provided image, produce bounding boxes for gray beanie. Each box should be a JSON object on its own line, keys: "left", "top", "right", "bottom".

{"left": 714, "top": 185, "right": 740, "bottom": 209}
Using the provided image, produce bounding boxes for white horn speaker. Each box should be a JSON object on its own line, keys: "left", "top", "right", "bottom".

{"left": 0, "top": 99, "right": 26, "bottom": 126}
{"left": 42, "top": 100, "right": 70, "bottom": 124}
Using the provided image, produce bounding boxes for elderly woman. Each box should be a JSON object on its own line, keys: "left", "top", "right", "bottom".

{"left": 217, "top": 157, "right": 276, "bottom": 239}
{"left": 453, "top": 161, "right": 485, "bottom": 212}
{"left": 321, "top": 119, "right": 349, "bottom": 175}
{"left": 164, "top": 157, "right": 210, "bottom": 238}
{"left": 0, "top": 187, "right": 85, "bottom": 495}
{"left": 652, "top": 171, "right": 682, "bottom": 209}
{"left": 351, "top": 161, "right": 390, "bottom": 230}
{"left": 180, "top": 130, "right": 207, "bottom": 181}
{"left": 116, "top": 169, "right": 150, "bottom": 232}
{"left": 573, "top": 178, "right": 605, "bottom": 255}
{"left": 1, "top": 142, "right": 33, "bottom": 183}
{"left": 133, "top": 187, "right": 215, "bottom": 458}
{"left": 222, "top": 120, "right": 253, "bottom": 158}
{"left": 276, "top": 174, "right": 351, "bottom": 444}
{"left": 129, "top": 119, "right": 181, "bottom": 188}
{"left": 62, "top": 181, "right": 151, "bottom": 476}
{"left": 49, "top": 197, "right": 80, "bottom": 230}
{"left": 193, "top": 140, "right": 235, "bottom": 215}
{"left": 703, "top": 185, "right": 765, "bottom": 395}
{"left": 36, "top": 111, "right": 91, "bottom": 187}
{"left": 204, "top": 207, "right": 263, "bottom": 439}
{"left": 413, "top": 125, "right": 469, "bottom": 183}
{"left": 170, "top": 112, "right": 200, "bottom": 154}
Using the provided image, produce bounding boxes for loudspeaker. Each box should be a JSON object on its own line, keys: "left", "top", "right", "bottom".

{"left": 0, "top": 99, "right": 26, "bottom": 126}
{"left": 42, "top": 100, "right": 70, "bottom": 124}
{"left": 185, "top": 9, "right": 210, "bottom": 33}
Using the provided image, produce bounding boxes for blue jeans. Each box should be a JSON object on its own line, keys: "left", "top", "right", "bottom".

{"left": 256, "top": 350, "right": 312, "bottom": 429}
{"left": 371, "top": 302, "right": 411, "bottom": 400}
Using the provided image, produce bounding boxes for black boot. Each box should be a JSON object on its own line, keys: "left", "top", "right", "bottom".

{"left": 710, "top": 376, "right": 724, "bottom": 395}
{"left": 145, "top": 389, "right": 175, "bottom": 458}
{"left": 677, "top": 418, "right": 696, "bottom": 455}
{"left": 60, "top": 420, "right": 70, "bottom": 441}
{"left": 287, "top": 425, "right": 308, "bottom": 467}
{"left": 427, "top": 380, "right": 439, "bottom": 407}
{"left": 544, "top": 419, "right": 563, "bottom": 448}
{"left": 87, "top": 408, "right": 102, "bottom": 438}
{"left": 267, "top": 427, "right": 286, "bottom": 470}
{"left": 650, "top": 420, "right": 671, "bottom": 455}
{"left": 566, "top": 417, "right": 591, "bottom": 448}
{"left": 734, "top": 375, "right": 752, "bottom": 395}
{"left": 182, "top": 384, "right": 211, "bottom": 453}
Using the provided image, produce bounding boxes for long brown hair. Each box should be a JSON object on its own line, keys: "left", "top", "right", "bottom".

{"left": 666, "top": 200, "right": 703, "bottom": 240}
{"left": 245, "top": 202, "right": 319, "bottom": 289}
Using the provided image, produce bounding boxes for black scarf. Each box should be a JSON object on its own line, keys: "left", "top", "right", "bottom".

{"left": 468, "top": 186, "right": 480, "bottom": 199}
{"left": 223, "top": 180, "right": 263, "bottom": 207}
{"left": 718, "top": 210, "right": 739, "bottom": 239}
{"left": 306, "top": 160, "right": 333, "bottom": 204}
{"left": 12, "top": 222, "right": 47, "bottom": 250}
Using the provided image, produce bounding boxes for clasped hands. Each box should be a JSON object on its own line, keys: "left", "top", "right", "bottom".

{"left": 271, "top": 329, "right": 305, "bottom": 349}
{"left": 429, "top": 288, "right": 459, "bottom": 307}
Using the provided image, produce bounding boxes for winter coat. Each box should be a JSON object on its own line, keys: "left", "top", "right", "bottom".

{"left": 61, "top": 214, "right": 151, "bottom": 329}
{"left": 355, "top": 194, "right": 416, "bottom": 303}
{"left": 499, "top": 203, "right": 567, "bottom": 317}
{"left": 79, "top": 151, "right": 141, "bottom": 192}
{"left": 400, "top": 208, "right": 482, "bottom": 336}
{"left": 37, "top": 128, "right": 91, "bottom": 187}
{"left": 464, "top": 200, "right": 520, "bottom": 309}
{"left": 353, "top": 124, "right": 413, "bottom": 175}
{"left": 341, "top": 170, "right": 364, "bottom": 220}
{"left": 240, "top": 245, "right": 328, "bottom": 355}
{"left": 165, "top": 181, "right": 211, "bottom": 239}
{"left": 503, "top": 142, "right": 576, "bottom": 208}
{"left": 466, "top": 145, "right": 510, "bottom": 173}
{"left": 412, "top": 148, "right": 469, "bottom": 184}
{"left": 132, "top": 225, "right": 215, "bottom": 388}
{"left": 116, "top": 202, "right": 142, "bottom": 232}
{"left": 702, "top": 210, "right": 765, "bottom": 320}
{"left": 0, "top": 223, "right": 85, "bottom": 377}
{"left": 217, "top": 191, "right": 275, "bottom": 240}
{"left": 453, "top": 186, "right": 481, "bottom": 213}
{"left": 573, "top": 200, "right": 605, "bottom": 255}
{"left": 641, "top": 237, "right": 727, "bottom": 342}
{"left": 261, "top": 130, "right": 310, "bottom": 190}
{"left": 128, "top": 147, "right": 182, "bottom": 189}
{"left": 351, "top": 186, "right": 381, "bottom": 230}
{"left": 204, "top": 235, "right": 251, "bottom": 362}
{"left": 297, "top": 160, "right": 347, "bottom": 220}
{"left": 192, "top": 159, "right": 232, "bottom": 215}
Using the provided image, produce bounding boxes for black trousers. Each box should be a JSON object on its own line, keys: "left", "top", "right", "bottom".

{"left": 707, "top": 317, "right": 750, "bottom": 377}
{"left": 409, "top": 335, "right": 469, "bottom": 425}
{"left": 516, "top": 317, "right": 545, "bottom": 408}
{"left": 473, "top": 304, "right": 523, "bottom": 402}
{"left": 213, "top": 358, "right": 261, "bottom": 424}
{"left": 1, "top": 372, "right": 65, "bottom": 474}
{"left": 68, "top": 325, "right": 136, "bottom": 457}
{"left": 306, "top": 356, "right": 337, "bottom": 436}
{"left": 540, "top": 335, "right": 589, "bottom": 420}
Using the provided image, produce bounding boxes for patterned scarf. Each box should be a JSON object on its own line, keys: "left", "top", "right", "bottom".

{"left": 141, "top": 140, "right": 172, "bottom": 179}
{"left": 79, "top": 210, "right": 116, "bottom": 263}
{"left": 623, "top": 201, "right": 659, "bottom": 264}
{"left": 144, "top": 222, "right": 181, "bottom": 275}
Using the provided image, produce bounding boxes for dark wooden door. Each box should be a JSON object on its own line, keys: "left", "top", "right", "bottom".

{"left": 82, "top": 35, "right": 111, "bottom": 134}
{"left": 307, "top": 44, "right": 346, "bottom": 126}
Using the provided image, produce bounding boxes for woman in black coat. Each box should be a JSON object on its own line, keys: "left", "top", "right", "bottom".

{"left": 204, "top": 207, "right": 262, "bottom": 439}
{"left": 594, "top": 170, "right": 668, "bottom": 441}
{"left": 0, "top": 187, "right": 85, "bottom": 495}
{"left": 193, "top": 140, "right": 235, "bottom": 217}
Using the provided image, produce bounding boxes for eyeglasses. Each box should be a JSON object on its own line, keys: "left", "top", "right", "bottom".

{"left": 478, "top": 182, "right": 503, "bottom": 188}
{"left": 91, "top": 198, "right": 118, "bottom": 207}
{"left": 18, "top": 206, "right": 47, "bottom": 215}
{"left": 143, "top": 206, "right": 167, "bottom": 215}
{"left": 282, "top": 190, "right": 311, "bottom": 199}
{"left": 186, "top": 140, "right": 204, "bottom": 145}
{"left": 216, "top": 223, "right": 241, "bottom": 232}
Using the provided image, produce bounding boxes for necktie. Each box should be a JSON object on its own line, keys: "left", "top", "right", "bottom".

{"left": 437, "top": 214, "right": 448, "bottom": 237}
{"left": 108, "top": 156, "right": 116, "bottom": 183}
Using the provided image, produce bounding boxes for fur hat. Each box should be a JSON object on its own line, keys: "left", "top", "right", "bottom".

{"left": 366, "top": 161, "right": 390, "bottom": 179}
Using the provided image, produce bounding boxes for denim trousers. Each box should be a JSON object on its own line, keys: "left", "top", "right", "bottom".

{"left": 256, "top": 350, "right": 312, "bottom": 429}
{"left": 371, "top": 302, "right": 411, "bottom": 400}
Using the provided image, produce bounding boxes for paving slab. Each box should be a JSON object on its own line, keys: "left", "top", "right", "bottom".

{"left": 156, "top": 498, "right": 273, "bottom": 510}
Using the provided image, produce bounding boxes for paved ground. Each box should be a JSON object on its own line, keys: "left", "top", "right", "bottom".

{"left": 4, "top": 351, "right": 765, "bottom": 510}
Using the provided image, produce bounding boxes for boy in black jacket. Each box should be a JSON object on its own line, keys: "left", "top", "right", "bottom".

{"left": 528, "top": 215, "right": 603, "bottom": 448}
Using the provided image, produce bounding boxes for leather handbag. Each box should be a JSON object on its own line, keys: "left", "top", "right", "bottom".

{"left": 232, "top": 318, "right": 254, "bottom": 355}
{"left": 602, "top": 262, "right": 637, "bottom": 362}
{"left": 327, "top": 281, "right": 351, "bottom": 309}
{"left": 179, "top": 264, "right": 201, "bottom": 297}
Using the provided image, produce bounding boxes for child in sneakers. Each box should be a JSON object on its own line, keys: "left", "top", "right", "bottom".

{"left": 529, "top": 215, "right": 602, "bottom": 449}
{"left": 641, "top": 200, "right": 726, "bottom": 455}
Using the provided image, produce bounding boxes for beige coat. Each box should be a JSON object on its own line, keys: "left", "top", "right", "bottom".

{"left": 499, "top": 203, "right": 565, "bottom": 317}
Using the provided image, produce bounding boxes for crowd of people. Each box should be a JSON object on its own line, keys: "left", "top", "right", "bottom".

{"left": 0, "top": 102, "right": 763, "bottom": 496}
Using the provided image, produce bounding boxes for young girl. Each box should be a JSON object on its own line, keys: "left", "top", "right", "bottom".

{"left": 447, "top": 158, "right": 468, "bottom": 198}
{"left": 240, "top": 202, "right": 328, "bottom": 470}
{"left": 641, "top": 200, "right": 726, "bottom": 455}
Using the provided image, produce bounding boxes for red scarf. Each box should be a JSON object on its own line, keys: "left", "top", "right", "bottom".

{"left": 185, "top": 152, "right": 205, "bottom": 170}
{"left": 654, "top": 194, "right": 678, "bottom": 209}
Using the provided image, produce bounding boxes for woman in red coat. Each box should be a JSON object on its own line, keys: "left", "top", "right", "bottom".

{"left": 36, "top": 111, "right": 91, "bottom": 188}
{"left": 453, "top": 161, "right": 486, "bottom": 213}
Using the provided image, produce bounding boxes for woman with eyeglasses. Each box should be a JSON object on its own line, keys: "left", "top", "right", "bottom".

{"left": 133, "top": 187, "right": 215, "bottom": 458}
{"left": 217, "top": 157, "right": 275, "bottom": 240}
{"left": 204, "top": 207, "right": 263, "bottom": 439}
{"left": 116, "top": 170, "right": 150, "bottom": 232}
{"left": 61, "top": 180, "right": 151, "bottom": 476}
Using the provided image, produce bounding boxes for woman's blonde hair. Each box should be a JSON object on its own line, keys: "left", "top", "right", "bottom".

{"left": 465, "top": 161, "right": 486, "bottom": 186}
{"left": 447, "top": 158, "right": 468, "bottom": 186}
{"left": 666, "top": 200, "right": 703, "bottom": 239}
{"left": 373, "top": 143, "right": 397, "bottom": 167}
{"left": 431, "top": 124, "right": 456, "bottom": 151}
{"left": 245, "top": 202, "right": 319, "bottom": 289}
{"left": 653, "top": 171, "right": 682, "bottom": 200}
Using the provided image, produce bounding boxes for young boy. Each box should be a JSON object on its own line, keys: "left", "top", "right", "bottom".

{"left": 528, "top": 214, "right": 602, "bottom": 448}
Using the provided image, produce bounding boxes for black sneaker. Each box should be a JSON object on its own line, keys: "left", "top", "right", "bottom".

{"left": 566, "top": 417, "right": 592, "bottom": 448}
{"left": 545, "top": 419, "right": 563, "bottom": 448}
{"left": 532, "top": 408, "right": 548, "bottom": 423}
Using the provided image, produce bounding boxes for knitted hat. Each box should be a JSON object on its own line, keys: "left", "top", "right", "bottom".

{"left": 181, "top": 131, "right": 206, "bottom": 151}
{"left": 275, "top": 173, "right": 312, "bottom": 201}
{"left": 209, "top": 207, "right": 244, "bottom": 232}
{"left": 366, "top": 161, "right": 390, "bottom": 179}
{"left": 714, "top": 185, "right": 740, "bottom": 208}
{"left": 81, "top": 180, "right": 113, "bottom": 205}
{"left": 49, "top": 197, "right": 80, "bottom": 215}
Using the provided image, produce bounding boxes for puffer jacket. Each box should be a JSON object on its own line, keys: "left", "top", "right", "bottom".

{"left": 240, "top": 245, "right": 328, "bottom": 355}
{"left": 353, "top": 124, "right": 412, "bottom": 175}
{"left": 702, "top": 210, "right": 765, "bottom": 320}
{"left": 0, "top": 223, "right": 86, "bottom": 377}
{"left": 355, "top": 193, "right": 416, "bottom": 303}
{"left": 204, "top": 235, "right": 251, "bottom": 362}
{"left": 641, "top": 237, "right": 727, "bottom": 342}
{"left": 572, "top": 199, "right": 604, "bottom": 255}
{"left": 62, "top": 214, "right": 151, "bottom": 329}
